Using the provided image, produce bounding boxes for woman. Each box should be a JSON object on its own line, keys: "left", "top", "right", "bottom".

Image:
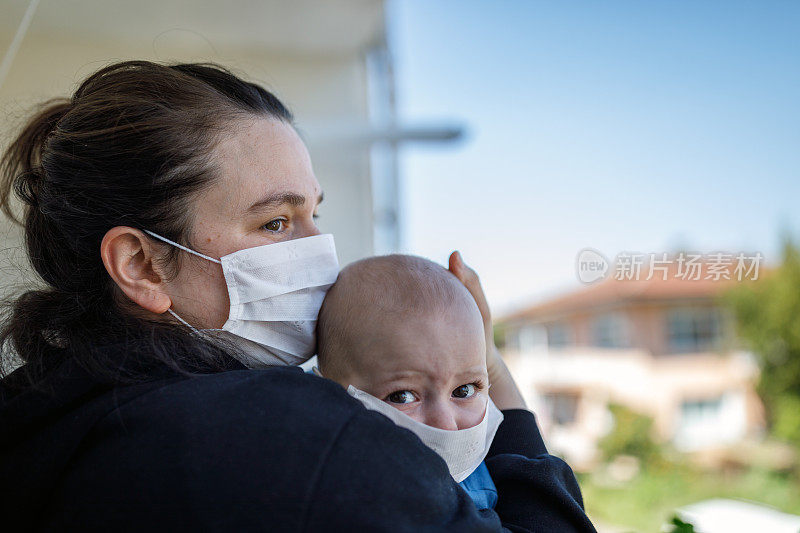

{"left": 0, "top": 60, "right": 595, "bottom": 532}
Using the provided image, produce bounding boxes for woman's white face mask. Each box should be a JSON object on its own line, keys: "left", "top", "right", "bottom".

{"left": 145, "top": 231, "right": 340, "bottom": 368}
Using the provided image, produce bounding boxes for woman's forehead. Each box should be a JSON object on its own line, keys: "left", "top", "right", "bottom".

{"left": 203, "top": 117, "right": 320, "bottom": 216}
{"left": 217, "top": 117, "right": 310, "bottom": 167}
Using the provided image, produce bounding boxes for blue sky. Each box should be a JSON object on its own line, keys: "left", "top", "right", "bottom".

{"left": 387, "top": 0, "right": 800, "bottom": 313}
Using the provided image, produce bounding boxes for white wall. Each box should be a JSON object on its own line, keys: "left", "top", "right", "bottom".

{"left": 0, "top": 0, "right": 386, "bottom": 300}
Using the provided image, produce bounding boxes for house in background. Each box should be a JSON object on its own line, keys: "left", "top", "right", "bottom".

{"left": 498, "top": 261, "right": 765, "bottom": 470}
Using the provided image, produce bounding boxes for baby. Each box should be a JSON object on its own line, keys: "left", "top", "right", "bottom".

{"left": 314, "top": 254, "right": 503, "bottom": 510}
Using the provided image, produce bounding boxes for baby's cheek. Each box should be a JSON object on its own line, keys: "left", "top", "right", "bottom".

{"left": 459, "top": 398, "right": 488, "bottom": 430}
{"left": 395, "top": 404, "right": 425, "bottom": 423}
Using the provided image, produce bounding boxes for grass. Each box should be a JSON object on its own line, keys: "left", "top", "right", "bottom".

{"left": 577, "top": 462, "right": 800, "bottom": 532}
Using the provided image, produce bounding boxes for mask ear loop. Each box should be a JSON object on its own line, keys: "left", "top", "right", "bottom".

{"left": 143, "top": 230, "right": 222, "bottom": 334}
{"left": 143, "top": 230, "right": 222, "bottom": 264}
{"left": 166, "top": 308, "right": 200, "bottom": 334}
{"left": 166, "top": 308, "right": 226, "bottom": 335}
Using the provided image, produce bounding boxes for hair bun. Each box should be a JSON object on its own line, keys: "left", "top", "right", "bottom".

{"left": 14, "top": 168, "right": 44, "bottom": 208}
{"left": 1, "top": 98, "right": 71, "bottom": 223}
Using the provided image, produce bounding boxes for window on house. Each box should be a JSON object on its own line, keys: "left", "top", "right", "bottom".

{"left": 666, "top": 307, "right": 722, "bottom": 353}
{"left": 680, "top": 397, "right": 723, "bottom": 421}
{"left": 547, "top": 322, "right": 572, "bottom": 347}
{"left": 543, "top": 392, "right": 580, "bottom": 426}
{"left": 517, "top": 325, "right": 546, "bottom": 352}
{"left": 504, "top": 325, "right": 546, "bottom": 352}
{"left": 591, "top": 312, "right": 630, "bottom": 348}
{"left": 504, "top": 328, "right": 519, "bottom": 351}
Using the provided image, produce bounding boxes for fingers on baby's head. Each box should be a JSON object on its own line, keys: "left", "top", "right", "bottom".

{"left": 316, "top": 254, "right": 480, "bottom": 381}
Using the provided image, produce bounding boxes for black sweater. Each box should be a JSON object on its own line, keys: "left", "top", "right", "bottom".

{"left": 0, "top": 346, "right": 596, "bottom": 532}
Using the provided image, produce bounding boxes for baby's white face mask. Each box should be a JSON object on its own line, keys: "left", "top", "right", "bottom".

{"left": 144, "top": 231, "right": 339, "bottom": 368}
{"left": 346, "top": 384, "right": 504, "bottom": 482}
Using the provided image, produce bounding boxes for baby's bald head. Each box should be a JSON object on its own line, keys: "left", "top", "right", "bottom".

{"left": 316, "top": 254, "right": 485, "bottom": 385}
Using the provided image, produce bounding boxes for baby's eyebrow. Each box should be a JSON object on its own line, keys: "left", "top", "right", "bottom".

{"left": 374, "top": 371, "right": 425, "bottom": 388}
{"left": 379, "top": 376, "right": 419, "bottom": 388}
{"left": 454, "top": 365, "right": 489, "bottom": 379}
{"left": 381, "top": 369, "right": 425, "bottom": 380}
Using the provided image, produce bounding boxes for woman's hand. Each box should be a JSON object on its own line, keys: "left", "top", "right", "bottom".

{"left": 448, "top": 251, "right": 528, "bottom": 411}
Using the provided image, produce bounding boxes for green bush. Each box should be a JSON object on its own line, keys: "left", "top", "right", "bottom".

{"left": 598, "top": 403, "right": 661, "bottom": 465}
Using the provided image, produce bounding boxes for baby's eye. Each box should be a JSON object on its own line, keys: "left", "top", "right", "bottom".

{"left": 262, "top": 218, "right": 286, "bottom": 232}
{"left": 452, "top": 383, "right": 477, "bottom": 399}
{"left": 386, "top": 390, "right": 415, "bottom": 404}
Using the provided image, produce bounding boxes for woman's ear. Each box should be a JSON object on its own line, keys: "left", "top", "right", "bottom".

{"left": 100, "top": 226, "right": 172, "bottom": 314}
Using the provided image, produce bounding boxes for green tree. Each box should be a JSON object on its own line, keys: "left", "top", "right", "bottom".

{"left": 724, "top": 238, "right": 800, "bottom": 447}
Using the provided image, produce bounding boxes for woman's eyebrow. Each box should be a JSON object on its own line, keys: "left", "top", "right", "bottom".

{"left": 246, "top": 191, "right": 324, "bottom": 213}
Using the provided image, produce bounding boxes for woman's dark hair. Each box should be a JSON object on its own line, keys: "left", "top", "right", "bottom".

{"left": 0, "top": 60, "right": 293, "bottom": 388}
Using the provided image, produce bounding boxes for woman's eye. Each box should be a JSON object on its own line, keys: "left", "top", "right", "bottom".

{"left": 452, "top": 383, "right": 477, "bottom": 399}
{"left": 386, "top": 390, "right": 415, "bottom": 404}
{"left": 262, "top": 219, "right": 286, "bottom": 232}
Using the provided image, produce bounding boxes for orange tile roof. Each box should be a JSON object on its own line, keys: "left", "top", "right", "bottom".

{"left": 501, "top": 260, "right": 767, "bottom": 323}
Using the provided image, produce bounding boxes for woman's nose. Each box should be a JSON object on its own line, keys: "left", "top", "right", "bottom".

{"left": 298, "top": 218, "right": 321, "bottom": 238}
{"left": 423, "top": 401, "right": 459, "bottom": 431}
